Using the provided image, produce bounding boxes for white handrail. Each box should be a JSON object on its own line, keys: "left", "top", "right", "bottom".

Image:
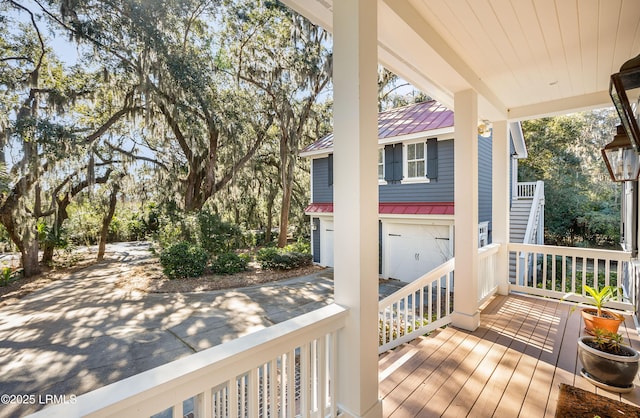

{"left": 30, "top": 304, "right": 348, "bottom": 418}
{"left": 509, "top": 243, "right": 634, "bottom": 311}
{"left": 516, "top": 182, "right": 537, "bottom": 199}
{"left": 478, "top": 243, "right": 501, "bottom": 304}
{"left": 378, "top": 258, "right": 455, "bottom": 353}
{"left": 522, "top": 181, "right": 544, "bottom": 245}
{"left": 378, "top": 243, "right": 502, "bottom": 353}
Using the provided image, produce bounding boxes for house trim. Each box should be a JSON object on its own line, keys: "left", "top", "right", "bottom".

{"left": 305, "top": 202, "right": 455, "bottom": 216}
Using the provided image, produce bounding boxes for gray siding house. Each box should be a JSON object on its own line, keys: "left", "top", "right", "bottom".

{"left": 301, "top": 100, "right": 522, "bottom": 282}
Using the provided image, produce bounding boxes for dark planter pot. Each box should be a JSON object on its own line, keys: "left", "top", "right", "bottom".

{"left": 578, "top": 336, "right": 640, "bottom": 393}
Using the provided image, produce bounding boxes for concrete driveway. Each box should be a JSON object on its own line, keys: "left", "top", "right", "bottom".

{"left": 0, "top": 243, "right": 335, "bottom": 417}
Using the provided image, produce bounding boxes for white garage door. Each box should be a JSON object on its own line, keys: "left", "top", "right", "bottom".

{"left": 320, "top": 219, "right": 334, "bottom": 267}
{"left": 386, "top": 223, "right": 452, "bottom": 283}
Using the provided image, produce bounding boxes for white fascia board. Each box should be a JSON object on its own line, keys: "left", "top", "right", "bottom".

{"left": 305, "top": 212, "right": 454, "bottom": 222}
{"left": 509, "top": 122, "right": 527, "bottom": 159}
{"left": 279, "top": 0, "right": 333, "bottom": 32}
{"left": 300, "top": 150, "right": 332, "bottom": 159}
{"left": 508, "top": 90, "right": 611, "bottom": 121}
{"left": 305, "top": 213, "right": 335, "bottom": 219}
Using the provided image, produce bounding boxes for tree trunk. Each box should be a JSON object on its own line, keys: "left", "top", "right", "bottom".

{"left": 22, "top": 238, "right": 40, "bottom": 277}
{"left": 0, "top": 212, "right": 40, "bottom": 277}
{"left": 41, "top": 242, "right": 54, "bottom": 265}
{"left": 41, "top": 199, "right": 70, "bottom": 265}
{"left": 97, "top": 184, "right": 119, "bottom": 261}
{"left": 277, "top": 149, "right": 296, "bottom": 248}
{"left": 265, "top": 184, "right": 277, "bottom": 244}
{"left": 278, "top": 185, "right": 292, "bottom": 248}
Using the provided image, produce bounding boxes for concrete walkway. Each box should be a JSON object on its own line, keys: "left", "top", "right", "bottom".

{"left": 0, "top": 243, "right": 340, "bottom": 417}
{"left": 0, "top": 242, "right": 408, "bottom": 417}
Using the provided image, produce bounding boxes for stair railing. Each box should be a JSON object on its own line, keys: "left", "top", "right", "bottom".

{"left": 519, "top": 181, "right": 545, "bottom": 284}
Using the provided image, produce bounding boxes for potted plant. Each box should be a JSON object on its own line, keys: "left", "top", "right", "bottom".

{"left": 578, "top": 285, "right": 625, "bottom": 335}
{"left": 578, "top": 328, "right": 639, "bottom": 393}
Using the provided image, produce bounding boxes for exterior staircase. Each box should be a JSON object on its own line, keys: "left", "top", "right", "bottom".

{"left": 509, "top": 181, "right": 545, "bottom": 281}
{"left": 510, "top": 199, "right": 533, "bottom": 244}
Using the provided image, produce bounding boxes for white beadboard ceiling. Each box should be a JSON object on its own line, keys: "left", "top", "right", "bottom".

{"left": 281, "top": 0, "right": 640, "bottom": 121}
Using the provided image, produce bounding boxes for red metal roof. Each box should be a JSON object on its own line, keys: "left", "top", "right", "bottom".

{"left": 304, "top": 202, "right": 454, "bottom": 216}
{"left": 305, "top": 203, "right": 334, "bottom": 213}
{"left": 301, "top": 100, "right": 453, "bottom": 154}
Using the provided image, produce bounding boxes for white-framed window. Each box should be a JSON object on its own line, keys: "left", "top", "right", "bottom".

{"left": 378, "top": 148, "right": 385, "bottom": 180}
{"left": 402, "top": 141, "right": 428, "bottom": 183}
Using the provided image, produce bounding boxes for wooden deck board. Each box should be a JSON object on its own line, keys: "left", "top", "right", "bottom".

{"left": 521, "top": 301, "right": 566, "bottom": 417}
{"left": 379, "top": 294, "right": 640, "bottom": 417}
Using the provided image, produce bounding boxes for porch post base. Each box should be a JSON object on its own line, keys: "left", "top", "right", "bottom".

{"left": 338, "top": 399, "right": 383, "bottom": 418}
{"left": 451, "top": 310, "right": 480, "bottom": 331}
{"left": 498, "top": 282, "right": 510, "bottom": 296}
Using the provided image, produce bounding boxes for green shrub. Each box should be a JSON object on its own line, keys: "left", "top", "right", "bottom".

{"left": 197, "top": 211, "right": 242, "bottom": 255}
{"left": 0, "top": 266, "right": 22, "bottom": 287}
{"left": 153, "top": 209, "right": 243, "bottom": 254}
{"left": 245, "top": 230, "right": 277, "bottom": 247}
{"left": 0, "top": 267, "right": 12, "bottom": 287}
{"left": 210, "top": 252, "right": 249, "bottom": 275}
{"left": 282, "top": 238, "right": 311, "bottom": 254}
{"left": 160, "top": 241, "right": 209, "bottom": 279}
{"left": 257, "top": 247, "right": 312, "bottom": 270}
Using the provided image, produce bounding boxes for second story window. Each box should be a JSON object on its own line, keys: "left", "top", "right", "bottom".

{"left": 406, "top": 142, "right": 426, "bottom": 178}
{"left": 378, "top": 148, "right": 385, "bottom": 180}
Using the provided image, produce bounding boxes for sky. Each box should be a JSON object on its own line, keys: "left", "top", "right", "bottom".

{"left": 8, "top": 0, "right": 81, "bottom": 67}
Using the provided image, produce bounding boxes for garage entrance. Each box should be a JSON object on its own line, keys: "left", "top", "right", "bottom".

{"left": 385, "top": 223, "right": 452, "bottom": 282}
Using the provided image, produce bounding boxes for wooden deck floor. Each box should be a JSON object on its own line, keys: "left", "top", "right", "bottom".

{"left": 378, "top": 294, "right": 640, "bottom": 417}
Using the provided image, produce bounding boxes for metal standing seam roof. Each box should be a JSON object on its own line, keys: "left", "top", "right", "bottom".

{"left": 304, "top": 202, "right": 455, "bottom": 216}
{"left": 301, "top": 100, "right": 454, "bottom": 154}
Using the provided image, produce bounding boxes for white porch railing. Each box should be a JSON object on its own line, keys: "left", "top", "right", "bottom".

{"left": 378, "top": 243, "right": 501, "bottom": 353}
{"left": 516, "top": 182, "right": 538, "bottom": 199}
{"left": 509, "top": 243, "right": 634, "bottom": 311}
{"left": 478, "top": 243, "right": 501, "bottom": 305}
{"left": 522, "top": 181, "right": 545, "bottom": 246}
{"left": 30, "top": 304, "right": 348, "bottom": 418}
{"left": 378, "top": 241, "right": 635, "bottom": 353}
{"left": 378, "top": 258, "right": 455, "bottom": 354}
{"left": 27, "top": 242, "right": 637, "bottom": 417}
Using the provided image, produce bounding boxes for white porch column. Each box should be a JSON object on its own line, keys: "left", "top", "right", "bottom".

{"left": 492, "top": 120, "right": 510, "bottom": 295}
{"left": 333, "top": 1, "right": 382, "bottom": 418}
{"left": 452, "top": 89, "right": 480, "bottom": 331}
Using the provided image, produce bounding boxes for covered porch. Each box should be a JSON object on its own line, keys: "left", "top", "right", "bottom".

{"left": 30, "top": 1, "right": 640, "bottom": 417}
{"left": 30, "top": 243, "right": 640, "bottom": 417}
{"left": 380, "top": 293, "right": 640, "bottom": 417}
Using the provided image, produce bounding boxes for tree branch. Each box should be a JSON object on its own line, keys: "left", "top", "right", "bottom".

{"left": 105, "top": 142, "right": 169, "bottom": 171}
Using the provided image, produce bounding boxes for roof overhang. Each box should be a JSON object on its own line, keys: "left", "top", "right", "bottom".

{"left": 281, "top": 0, "right": 640, "bottom": 122}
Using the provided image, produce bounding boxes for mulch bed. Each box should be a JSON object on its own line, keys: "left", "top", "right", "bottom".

{"left": 555, "top": 383, "right": 640, "bottom": 417}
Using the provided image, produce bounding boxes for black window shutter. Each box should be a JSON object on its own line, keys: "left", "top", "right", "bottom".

{"left": 427, "top": 138, "right": 438, "bottom": 179}
{"left": 328, "top": 154, "right": 333, "bottom": 186}
{"left": 393, "top": 143, "right": 403, "bottom": 181}
{"left": 384, "top": 145, "right": 394, "bottom": 182}
{"left": 384, "top": 144, "right": 403, "bottom": 183}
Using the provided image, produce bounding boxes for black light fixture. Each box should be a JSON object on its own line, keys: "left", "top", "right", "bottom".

{"left": 602, "top": 125, "right": 640, "bottom": 182}
{"left": 610, "top": 54, "right": 640, "bottom": 149}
